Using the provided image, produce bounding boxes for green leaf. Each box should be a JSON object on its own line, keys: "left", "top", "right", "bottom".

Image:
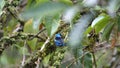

{"left": 24, "top": 19, "right": 39, "bottom": 50}
{"left": 35, "top": 0, "right": 49, "bottom": 5}
{"left": 0, "top": 54, "right": 9, "bottom": 64}
{"left": 91, "top": 13, "right": 111, "bottom": 33}
{"left": 21, "top": 1, "right": 70, "bottom": 20}
{"left": 102, "top": 22, "right": 114, "bottom": 41}
{"left": 50, "top": 15, "right": 60, "bottom": 36}
{"left": 24, "top": 19, "right": 39, "bottom": 33}
{"left": 51, "top": 20, "right": 59, "bottom": 36}
{"left": 43, "top": 54, "right": 51, "bottom": 66}
{"left": 84, "top": 26, "right": 93, "bottom": 35}
{"left": 58, "top": 0, "right": 73, "bottom": 5}
{"left": 27, "top": 38, "right": 37, "bottom": 50}
{"left": 43, "top": 17, "right": 52, "bottom": 36}
{"left": 44, "top": 14, "right": 60, "bottom": 37}
{"left": 0, "top": 46, "right": 21, "bottom": 64}
{"left": 27, "top": 0, "right": 49, "bottom": 8}
{"left": 4, "top": 18, "right": 18, "bottom": 35}
{"left": 83, "top": 53, "right": 92, "bottom": 68}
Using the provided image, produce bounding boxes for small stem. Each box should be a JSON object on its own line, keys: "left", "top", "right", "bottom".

{"left": 20, "top": 40, "right": 27, "bottom": 68}
{"left": 40, "top": 37, "right": 50, "bottom": 52}
{"left": 92, "top": 52, "right": 97, "bottom": 68}
{"left": 30, "top": 28, "right": 46, "bottom": 40}
{"left": 64, "top": 32, "right": 68, "bottom": 42}
{"left": 35, "top": 58, "right": 41, "bottom": 68}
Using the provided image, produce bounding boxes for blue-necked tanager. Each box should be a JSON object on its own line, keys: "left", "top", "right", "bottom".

{"left": 54, "top": 33, "right": 64, "bottom": 46}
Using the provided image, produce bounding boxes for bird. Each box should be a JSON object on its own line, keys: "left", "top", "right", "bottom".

{"left": 54, "top": 33, "right": 65, "bottom": 46}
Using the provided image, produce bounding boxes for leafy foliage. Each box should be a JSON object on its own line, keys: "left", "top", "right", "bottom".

{"left": 0, "top": 0, "right": 120, "bottom": 68}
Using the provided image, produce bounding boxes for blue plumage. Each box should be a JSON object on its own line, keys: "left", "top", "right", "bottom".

{"left": 54, "top": 33, "right": 64, "bottom": 46}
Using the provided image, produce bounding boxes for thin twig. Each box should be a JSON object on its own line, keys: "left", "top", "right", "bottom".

{"left": 35, "top": 58, "right": 41, "bottom": 68}
{"left": 20, "top": 40, "right": 27, "bottom": 68}
{"left": 64, "top": 32, "right": 68, "bottom": 42}
{"left": 40, "top": 37, "right": 50, "bottom": 52}
{"left": 30, "top": 28, "right": 46, "bottom": 40}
